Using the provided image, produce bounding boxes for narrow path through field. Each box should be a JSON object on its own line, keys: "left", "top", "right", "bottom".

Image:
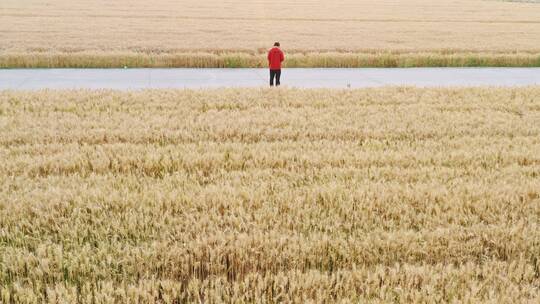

{"left": 1, "top": 68, "right": 540, "bottom": 90}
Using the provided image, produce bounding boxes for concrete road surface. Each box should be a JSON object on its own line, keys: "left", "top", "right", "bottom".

{"left": 1, "top": 68, "right": 540, "bottom": 90}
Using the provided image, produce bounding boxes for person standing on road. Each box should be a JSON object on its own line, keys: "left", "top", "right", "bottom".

{"left": 268, "top": 42, "right": 285, "bottom": 86}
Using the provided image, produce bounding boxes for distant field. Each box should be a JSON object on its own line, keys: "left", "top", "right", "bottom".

{"left": 1, "top": 88, "right": 540, "bottom": 303}
{"left": 1, "top": 0, "right": 540, "bottom": 67}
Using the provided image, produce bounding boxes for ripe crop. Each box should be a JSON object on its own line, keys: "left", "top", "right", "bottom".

{"left": 2, "top": 0, "right": 540, "bottom": 68}
{"left": 1, "top": 88, "right": 539, "bottom": 303}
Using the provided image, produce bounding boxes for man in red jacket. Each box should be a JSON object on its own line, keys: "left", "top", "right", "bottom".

{"left": 268, "top": 42, "right": 285, "bottom": 86}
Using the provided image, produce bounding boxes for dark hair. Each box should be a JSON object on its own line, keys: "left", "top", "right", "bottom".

{"left": 274, "top": 42, "right": 280, "bottom": 47}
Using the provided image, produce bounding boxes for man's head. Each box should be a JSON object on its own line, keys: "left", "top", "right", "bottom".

{"left": 274, "top": 42, "right": 280, "bottom": 47}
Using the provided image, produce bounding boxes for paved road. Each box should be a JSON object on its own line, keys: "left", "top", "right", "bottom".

{"left": 1, "top": 68, "right": 540, "bottom": 90}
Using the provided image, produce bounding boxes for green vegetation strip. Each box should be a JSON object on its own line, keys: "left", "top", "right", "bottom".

{"left": 1, "top": 51, "right": 540, "bottom": 68}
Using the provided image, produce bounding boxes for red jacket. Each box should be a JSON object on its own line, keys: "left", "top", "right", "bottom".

{"left": 268, "top": 47, "right": 284, "bottom": 70}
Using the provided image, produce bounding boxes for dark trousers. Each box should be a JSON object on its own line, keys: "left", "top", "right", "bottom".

{"left": 270, "top": 69, "right": 281, "bottom": 86}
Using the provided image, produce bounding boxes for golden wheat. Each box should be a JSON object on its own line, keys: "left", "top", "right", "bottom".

{"left": 1, "top": 88, "right": 540, "bottom": 303}
{"left": 2, "top": 0, "right": 540, "bottom": 67}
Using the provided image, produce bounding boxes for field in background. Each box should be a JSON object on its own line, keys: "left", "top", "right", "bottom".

{"left": 1, "top": 88, "right": 539, "bottom": 303}
{"left": 2, "top": 0, "right": 540, "bottom": 67}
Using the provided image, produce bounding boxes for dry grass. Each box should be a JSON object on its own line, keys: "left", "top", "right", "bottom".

{"left": 2, "top": 0, "right": 540, "bottom": 67}
{"left": 1, "top": 88, "right": 540, "bottom": 303}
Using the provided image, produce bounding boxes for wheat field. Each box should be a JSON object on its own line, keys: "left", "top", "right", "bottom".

{"left": 1, "top": 88, "right": 539, "bottom": 303}
{"left": 2, "top": 0, "right": 540, "bottom": 67}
